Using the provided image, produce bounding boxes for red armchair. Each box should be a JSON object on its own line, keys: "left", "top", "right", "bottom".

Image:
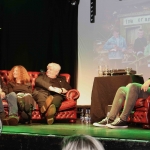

{"left": 127, "top": 97, "right": 150, "bottom": 129}
{"left": 0, "top": 70, "right": 80, "bottom": 123}
{"left": 107, "top": 97, "right": 150, "bottom": 129}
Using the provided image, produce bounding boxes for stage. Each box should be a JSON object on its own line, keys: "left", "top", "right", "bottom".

{"left": 0, "top": 120, "right": 150, "bottom": 150}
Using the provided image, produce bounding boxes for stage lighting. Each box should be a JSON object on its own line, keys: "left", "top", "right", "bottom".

{"left": 68, "top": 0, "right": 80, "bottom": 6}
{"left": 71, "top": 0, "right": 77, "bottom": 5}
{"left": 90, "top": 0, "right": 96, "bottom": 23}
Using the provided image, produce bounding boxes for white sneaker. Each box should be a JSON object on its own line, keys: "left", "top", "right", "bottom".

{"left": 106, "top": 118, "right": 128, "bottom": 129}
{"left": 93, "top": 117, "right": 114, "bottom": 127}
{"left": 93, "top": 122, "right": 106, "bottom": 127}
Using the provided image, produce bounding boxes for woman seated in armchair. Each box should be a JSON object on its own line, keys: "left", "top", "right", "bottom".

{"left": 93, "top": 79, "right": 150, "bottom": 129}
{"left": 0, "top": 76, "right": 6, "bottom": 121}
{"left": 0, "top": 65, "right": 36, "bottom": 125}
{"left": 32, "top": 62, "right": 72, "bottom": 125}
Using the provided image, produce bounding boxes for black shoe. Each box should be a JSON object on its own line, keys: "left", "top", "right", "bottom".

{"left": 3, "top": 115, "right": 19, "bottom": 126}
{"left": 19, "top": 111, "right": 32, "bottom": 124}
{"left": 107, "top": 118, "right": 128, "bottom": 129}
{"left": 93, "top": 117, "right": 114, "bottom": 127}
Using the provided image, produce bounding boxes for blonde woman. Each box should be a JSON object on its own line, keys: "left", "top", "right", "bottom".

{"left": 62, "top": 134, "right": 105, "bottom": 150}
{"left": 2, "top": 65, "right": 35, "bottom": 125}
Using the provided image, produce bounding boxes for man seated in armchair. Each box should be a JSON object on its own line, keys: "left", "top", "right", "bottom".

{"left": 93, "top": 79, "right": 150, "bottom": 129}
{"left": 32, "top": 62, "right": 72, "bottom": 125}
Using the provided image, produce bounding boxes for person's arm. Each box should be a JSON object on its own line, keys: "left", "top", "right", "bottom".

{"left": 50, "top": 76, "right": 72, "bottom": 94}
{"left": 0, "top": 78, "right": 6, "bottom": 99}
{"left": 35, "top": 73, "right": 52, "bottom": 90}
{"left": 115, "top": 37, "right": 127, "bottom": 51}
{"left": 141, "top": 79, "right": 150, "bottom": 92}
{"left": 103, "top": 37, "right": 115, "bottom": 50}
{"left": 27, "top": 83, "right": 32, "bottom": 94}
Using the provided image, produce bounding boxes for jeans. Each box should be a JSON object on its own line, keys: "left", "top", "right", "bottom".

{"left": 108, "top": 83, "right": 150, "bottom": 121}
{"left": 6, "top": 92, "right": 18, "bottom": 116}
{"left": 0, "top": 98, "right": 4, "bottom": 113}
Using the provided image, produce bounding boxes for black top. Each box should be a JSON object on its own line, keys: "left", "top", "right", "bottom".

{"left": 134, "top": 37, "right": 147, "bottom": 52}
{"left": 33, "top": 72, "right": 72, "bottom": 96}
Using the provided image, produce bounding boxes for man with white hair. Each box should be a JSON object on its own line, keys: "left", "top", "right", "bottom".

{"left": 33, "top": 62, "right": 72, "bottom": 125}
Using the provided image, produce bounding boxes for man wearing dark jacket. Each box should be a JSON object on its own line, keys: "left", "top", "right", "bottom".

{"left": 133, "top": 29, "right": 147, "bottom": 57}
{"left": 33, "top": 62, "right": 72, "bottom": 125}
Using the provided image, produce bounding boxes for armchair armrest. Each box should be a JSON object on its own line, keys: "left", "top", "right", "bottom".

{"left": 66, "top": 89, "right": 80, "bottom": 100}
{"left": 144, "top": 96, "right": 150, "bottom": 108}
{"left": 134, "top": 98, "right": 146, "bottom": 108}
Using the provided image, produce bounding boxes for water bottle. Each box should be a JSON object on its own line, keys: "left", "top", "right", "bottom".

{"left": 84, "top": 109, "right": 89, "bottom": 124}
{"left": 88, "top": 109, "right": 91, "bottom": 124}
{"left": 80, "top": 109, "right": 84, "bottom": 123}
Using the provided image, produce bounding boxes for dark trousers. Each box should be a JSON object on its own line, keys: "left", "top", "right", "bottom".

{"left": 33, "top": 92, "right": 63, "bottom": 110}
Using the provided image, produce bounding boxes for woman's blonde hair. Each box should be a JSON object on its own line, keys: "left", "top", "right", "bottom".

{"left": 62, "top": 134, "right": 105, "bottom": 150}
{"left": 8, "top": 65, "right": 30, "bottom": 84}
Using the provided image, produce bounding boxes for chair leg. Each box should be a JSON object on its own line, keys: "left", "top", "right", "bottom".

{"left": 69, "top": 119, "right": 76, "bottom": 123}
{"left": 142, "top": 124, "right": 150, "bottom": 129}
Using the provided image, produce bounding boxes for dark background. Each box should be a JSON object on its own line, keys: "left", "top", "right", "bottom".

{"left": 1, "top": 134, "right": 150, "bottom": 150}
{"left": 0, "top": 0, "right": 78, "bottom": 88}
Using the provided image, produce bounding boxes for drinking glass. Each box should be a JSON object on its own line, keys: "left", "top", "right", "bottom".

{"left": 98, "top": 65, "right": 103, "bottom": 77}
{"left": 110, "top": 69, "right": 114, "bottom": 76}
{"left": 104, "top": 65, "right": 109, "bottom": 76}
{"left": 125, "top": 67, "right": 132, "bottom": 75}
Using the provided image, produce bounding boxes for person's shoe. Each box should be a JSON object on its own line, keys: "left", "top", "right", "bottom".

{"left": 93, "top": 117, "right": 114, "bottom": 127}
{"left": 46, "top": 116, "right": 54, "bottom": 125}
{"left": 3, "top": 115, "right": 19, "bottom": 126}
{"left": 40, "top": 96, "right": 53, "bottom": 113}
{"left": 106, "top": 118, "right": 128, "bottom": 129}
{"left": 45, "top": 104, "right": 56, "bottom": 125}
{"left": 0, "top": 112, "right": 6, "bottom": 121}
{"left": 20, "top": 111, "right": 32, "bottom": 124}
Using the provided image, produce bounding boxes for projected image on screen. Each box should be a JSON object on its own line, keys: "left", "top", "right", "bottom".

{"left": 93, "top": 0, "right": 150, "bottom": 76}
{"left": 77, "top": 0, "right": 150, "bottom": 105}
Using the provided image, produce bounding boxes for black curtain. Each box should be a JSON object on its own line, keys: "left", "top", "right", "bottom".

{"left": 0, "top": 0, "right": 78, "bottom": 88}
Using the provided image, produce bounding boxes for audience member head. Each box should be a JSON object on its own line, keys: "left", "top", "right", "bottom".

{"left": 62, "top": 134, "right": 105, "bottom": 150}
{"left": 8, "top": 65, "right": 30, "bottom": 83}
{"left": 46, "top": 62, "right": 61, "bottom": 78}
{"left": 137, "top": 29, "right": 144, "bottom": 38}
{"left": 112, "top": 27, "right": 119, "bottom": 38}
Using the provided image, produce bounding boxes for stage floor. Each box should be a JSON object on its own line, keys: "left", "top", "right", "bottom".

{"left": 1, "top": 120, "right": 150, "bottom": 150}
{"left": 2, "top": 120, "right": 150, "bottom": 141}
